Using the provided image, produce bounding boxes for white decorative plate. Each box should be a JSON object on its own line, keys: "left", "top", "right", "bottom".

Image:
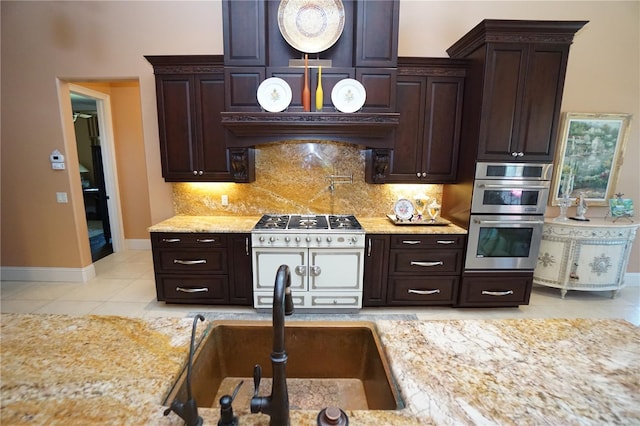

{"left": 331, "top": 78, "right": 366, "bottom": 113}
{"left": 277, "top": 0, "right": 345, "bottom": 54}
{"left": 394, "top": 199, "right": 415, "bottom": 220}
{"left": 256, "top": 77, "right": 292, "bottom": 112}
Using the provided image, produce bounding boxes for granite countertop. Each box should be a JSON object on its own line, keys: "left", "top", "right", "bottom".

{"left": 2, "top": 314, "right": 638, "bottom": 425}
{"left": 148, "top": 215, "right": 467, "bottom": 235}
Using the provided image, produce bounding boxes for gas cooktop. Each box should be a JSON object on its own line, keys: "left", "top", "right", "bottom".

{"left": 253, "top": 214, "right": 363, "bottom": 231}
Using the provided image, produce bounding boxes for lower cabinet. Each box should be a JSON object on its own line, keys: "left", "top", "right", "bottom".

{"left": 363, "top": 233, "right": 465, "bottom": 306}
{"left": 457, "top": 271, "right": 534, "bottom": 307}
{"left": 151, "top": 232, "right": 252, "bottom": 305}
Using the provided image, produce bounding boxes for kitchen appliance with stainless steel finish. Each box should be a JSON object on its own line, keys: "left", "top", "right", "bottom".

{"left": 251, "top": 214, "right": 365, "bottom": 312}
{"left": 465, "top": 162, "right": 550, "bottom": 270}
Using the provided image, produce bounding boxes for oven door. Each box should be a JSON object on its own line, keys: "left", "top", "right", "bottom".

{"left": 465, "top": 215, "right": 544, "bottom": 270}
{"left": 471, "top": 179, "right": 549, "bottom": 214}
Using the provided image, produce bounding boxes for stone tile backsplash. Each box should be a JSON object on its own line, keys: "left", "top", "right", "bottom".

{"left": 173, "top": 141, "right": 442, "bottom": 217}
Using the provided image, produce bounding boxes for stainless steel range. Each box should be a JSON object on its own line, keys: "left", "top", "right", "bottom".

{"left": 251, "top": 214, "right": 365, "bottom": 312}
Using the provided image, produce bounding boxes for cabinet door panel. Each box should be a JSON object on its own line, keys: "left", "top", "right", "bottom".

{"left": 422, "top": 77, "right": 463, "bottom": 181}
{"left": 355, "top": 0, "right": 399, "bottom": 67}
{"left": 222, "top": 0, "right": 266, "bottom": 66}
{"left": 156, "top": 76, "right": 197, "bottom": 179}
{"left": 197, "top": 76, "right": 233, "bottom": 180}
{"left": 478, "top": 45, "right": 527, "bottom": 160}
{"left": 229, "top": 234, "right": 253, "bottom": 305}
{"left": 517, "top": 46, "right": 568, "bottom": 160}
{"left": 356, "top": 68, "right": 396, "bottom": 112}
{"left": 386, "top": 77, "right": 424, "bottom": 181}
{"left": 363, "top": 235, "right": 390, "bottom": 306}
{"left": 224, "top": 67, "right": 265, "bottom": 111}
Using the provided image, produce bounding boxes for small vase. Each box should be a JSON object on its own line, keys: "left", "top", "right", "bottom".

{"left": 315, "top": 66, "right": 323, "bottom": 111}
{"left": 302, "top": 54, "right": 311, "bottom": 112}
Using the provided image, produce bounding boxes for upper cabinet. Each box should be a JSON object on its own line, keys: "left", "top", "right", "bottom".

{"left": 447, "top": 20, "right": 587, "bottom": 162}
{"left": 145, "top": 55, "right": 255, "bottom": 183}
{"left": 366, "top": 58, "right": 466, "bottom": 183}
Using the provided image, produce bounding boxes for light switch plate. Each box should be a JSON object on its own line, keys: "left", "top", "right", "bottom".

{"left": 56, "top": 192, "right": 68, "bottom": 203}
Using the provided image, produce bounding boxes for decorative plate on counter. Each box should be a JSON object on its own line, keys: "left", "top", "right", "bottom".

{"left": 331, "top": 78, "right": 366, "bottom": 113}
{"left": 257, "top": 77, "right": 292, "bottom": 112}
{"left": 277, "top": 0, "right": 345, "bottom": 54}
{"left": 393, "top": 198, "right": 414, "bottom": 220}
{"left": 387, "top": 214, "right": 451, "bottom": 226}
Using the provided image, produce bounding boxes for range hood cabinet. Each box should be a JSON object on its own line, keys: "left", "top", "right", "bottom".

{"left": 221, "top": 112, "right": 399, "bottom": 149}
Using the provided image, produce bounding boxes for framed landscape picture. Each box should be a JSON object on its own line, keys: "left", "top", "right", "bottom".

{"left": 550, "top": 112, "right": 632, "bottom": 206}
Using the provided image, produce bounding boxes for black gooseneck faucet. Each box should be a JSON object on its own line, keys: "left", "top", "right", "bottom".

{"left": 164, "top": 314, "right": 205, "bottom": 426}
{"left": 250, "top": 264, "right": 294, "bottom": 426}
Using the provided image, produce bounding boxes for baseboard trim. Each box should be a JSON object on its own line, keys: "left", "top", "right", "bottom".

{"left": 625, "top": 272, "right": 640, "bottom": 286}
{"left": 0, "top": 264, "right": 96, "bottom": 283}
{"left": 126, "top": 238, "right": 151, "bottom": 250}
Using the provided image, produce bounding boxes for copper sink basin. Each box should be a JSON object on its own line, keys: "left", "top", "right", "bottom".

{"left": 164, "top": 320, "right": 403, "bottom": 411}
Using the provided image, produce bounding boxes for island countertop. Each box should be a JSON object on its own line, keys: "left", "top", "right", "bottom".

{"left": 2, "top": 314, "right": 638, "bottom": 425}
{"left": 148, "top": 215, "right": 467, "bottom": 235}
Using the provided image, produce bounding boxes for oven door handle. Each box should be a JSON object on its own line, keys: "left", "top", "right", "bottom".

{"left": 479, "top": 183, "right": 549, "bottom": 190}
{"left": 475, "top": 219, "right": 544, "bottom": 225}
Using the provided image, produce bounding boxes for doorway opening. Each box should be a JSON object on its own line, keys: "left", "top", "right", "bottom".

{"left": 71, "top": 93, "right": 113, "bottom": 261}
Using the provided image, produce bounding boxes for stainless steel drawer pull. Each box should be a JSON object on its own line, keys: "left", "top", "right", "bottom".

{"left": 176, "top": 287, "right": 209, "bottom": 293}
{"left": 173, "top": 259, "right": 207, "bottom": 265}
{"left": 481, "top": 290, "right": 514, "bottom": 296}
{"left": 196, "top": 238, "right": 216, "bottom": 243}
{"left": 408, "top": 289, "right": 440, "bottom": 295}
{"left": 436, "top": 240, "right": 455, "bottom": 245}
{"left": 410, "top": 261, "right": 443, "bottom": 267}
{"left": 162, "top": 238, "right": 181, "bottom": 243}
{"left": 402, "top": 240, "right": 421, "bottom": 245}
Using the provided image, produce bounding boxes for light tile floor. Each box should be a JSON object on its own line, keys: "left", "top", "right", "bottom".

{"left": 2, "top": 250, "right": 639, "bottom": 325}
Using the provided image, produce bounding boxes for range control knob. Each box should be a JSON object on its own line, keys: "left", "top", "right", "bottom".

{"left": 295, "top": 236, "right": 301, "bottom": 243}
{"left": 316, "top": 236, "right": 322, "bottom": 243}
{"left": 259, "top": 236, "right": 265, "bottom": 243}
{"left": 269, "top": 236, "right": 277, "bottom": 243}
{"left": 351, "top": 236, "right": 359, "bottom": 243}
{"left": 326, "top": 237, "right": 332, "bottom": 243}
{"left": 284, "top": 236, "right": 291, "bottom": 243}
{"left": 306, "top": 236, "right": 312, "bottom": 243}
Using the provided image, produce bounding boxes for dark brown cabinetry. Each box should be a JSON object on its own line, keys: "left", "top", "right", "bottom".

{"left": 151, "top": 232, "right": 252, "bottom": 305}
{"left": 362, "top": 234, "right": 390, "bottom": 307}
{"left": 387, "top": 234, "right": 464, "bottom": 306}
{"left": 146, "top": 55, "right": 255, "bottom": 182}
{"left": 447, "top": 20, "right": 587, "bottom": 162}
{"left": 457, "top": 271, "right": 533, "bottom": 307}
{"left": 367, "top": 58, "right": 465, "bottom": 183}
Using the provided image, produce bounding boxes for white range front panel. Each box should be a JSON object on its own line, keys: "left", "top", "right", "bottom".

{"left": 252, "top": 245, "right": 363, "bottom": 311}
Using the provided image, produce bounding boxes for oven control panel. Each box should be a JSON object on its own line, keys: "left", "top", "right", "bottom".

{"left": 251, "top": 232, "right": 364, "bottom": 249}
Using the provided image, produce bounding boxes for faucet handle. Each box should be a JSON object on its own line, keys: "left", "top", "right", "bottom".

{"left": 252, "top": 364, "right": 262, "bottom": 397}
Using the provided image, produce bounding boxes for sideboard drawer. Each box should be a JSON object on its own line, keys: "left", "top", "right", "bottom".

{"left": 152, "top": 233, "right": 227, "bottom": 248}
{"left": 390, "top": 234, "right": 465, "bottom": 249}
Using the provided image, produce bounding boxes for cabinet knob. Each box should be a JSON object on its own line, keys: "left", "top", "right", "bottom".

{"left": 198, "top": 170, "right": 204, "bottom": 175}
{"left": 518, "top": 152, "right": 524, "bottom": 157}
{"left": 193, "top": 170, "right": 198, "bottom": 175}
{"left": 416, "top": 172, "right": 421, "bottom": 177}
{"left": 511, "top": 152, "right": 518, "bottom": 157}
{"left": 422, "top": 172, "right": 427, "bottom": 177}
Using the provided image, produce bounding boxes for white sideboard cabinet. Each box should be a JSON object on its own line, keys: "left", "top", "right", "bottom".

{"left": 533, "top": 218, "right": 639, "bottom": 298}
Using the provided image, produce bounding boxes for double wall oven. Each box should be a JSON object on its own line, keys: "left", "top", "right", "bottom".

{"left": 251, "top": 215, "right": 365, "bottom": 312}
{"left": 465, "top": 163, "right": 551, "bottom": 270}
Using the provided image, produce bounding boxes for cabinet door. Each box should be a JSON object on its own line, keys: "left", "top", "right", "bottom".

{"left": 516, "top": 44, "right": 569, "bottom": 161}
{"left": 421, "top": 76, "right": 464, "bottom": 182}
{"left": 155, "top": 75, "right": 199, "bottom": 180}
{"left": 477, "top": 43, "right": 528, "bottom": 161}
{"left": 356, "top": 68, "right": 397, "bottom": 112}
{"left": 385, "top": 75, "right": 425, "bottom": 182}
{"left": 228, "top": 234, "right": 253, "bottom": 305}
{"left": 363, "top": 234, "right": 390, "bottom": 306}
{"left": 196, "top": 75, "right": 233, "bottom": 180}
{"left": 222, "top": 0, "right": 266, "bottom": 66}
{"left": 355, "top": 0, "right": 399, "bottom": 67}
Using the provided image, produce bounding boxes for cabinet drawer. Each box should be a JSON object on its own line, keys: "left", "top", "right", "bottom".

{"left": 388, "top": 277, "right": 457, "bottom": 305}
{"left": 159, "top": 275, "right": 228, "bottom": 303}
{"left": 390, "top": 249, "right": 462, "bottom": 274}
{"left": 390, "top": 234, "right": 465, "bottom": 249}
{"left": 254, "top": 293, "right": 307, "bottom": 309}
{"left": 152, "top": 232, "right": 226, "bottom": 248}
{"left": 458, "top": 272, "right": 533, "bottom": 306}
{"left": 311, "top": 294, "right": 361, "bottom": 308}
{"left": 156, "top": 249, "right": 228, "bottom": 273}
